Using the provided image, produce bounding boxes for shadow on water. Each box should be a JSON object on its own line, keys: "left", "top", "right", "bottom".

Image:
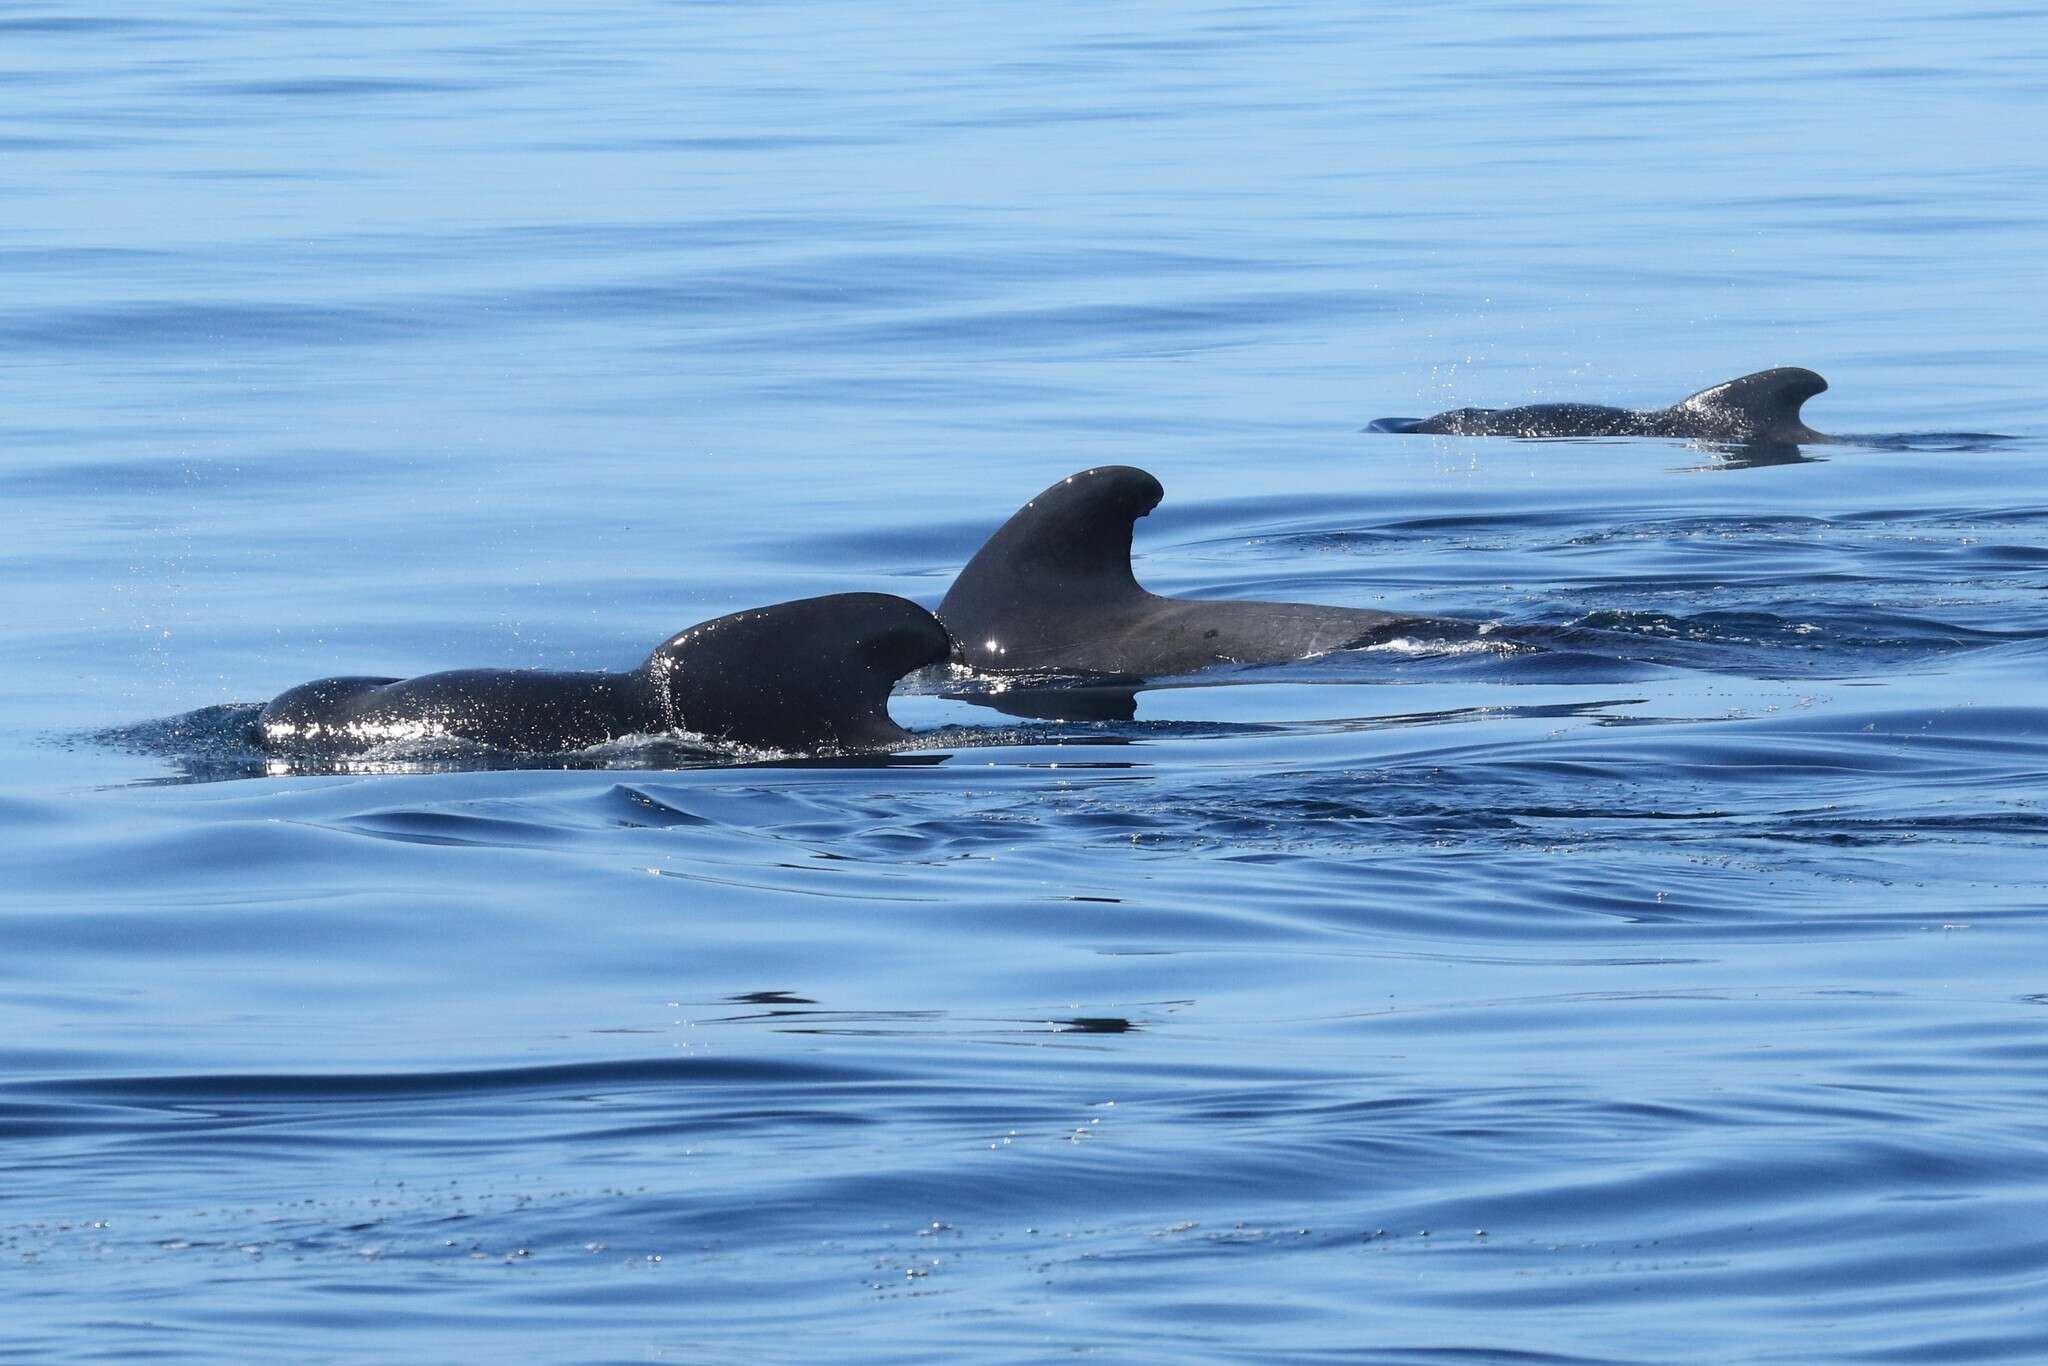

{"left": 1366, "top": 429, "right": 2013, "bottom": 473}
{"left": 691, "top": 994, "right": 1149, "bottom": 1038}
{"left": 1690, "top": 430, "right": 2016, "bottom": 471}
{"left": 1683, "top": 439, "right": 1823, "bottom": 470}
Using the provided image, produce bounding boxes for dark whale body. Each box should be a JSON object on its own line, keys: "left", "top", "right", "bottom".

{"left": 1370, "top": 367, "right": 1829, "bottom": 443}
{"left": 255, "top": 593, "right": 951, "bottom": 756}
{"left": 937, "top": 466, "right": 1473, "bottom": 677}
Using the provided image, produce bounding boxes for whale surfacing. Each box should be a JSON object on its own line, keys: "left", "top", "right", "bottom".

{"left": 256, "top": 593, "right": 951, "bottom": 757}
{"left": 1370, "top": 367, "right": 1829, "bottom": 443}
{"left": 937, "top": 466, "right": 1472, "bottom": 677}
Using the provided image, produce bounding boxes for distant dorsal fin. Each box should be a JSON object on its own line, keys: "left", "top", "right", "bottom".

{"left": 1667, "top": 367, "right": 1828, "bottom": 440}
{"left": 937, "top": 466, "right": 1164, "bottom": 666}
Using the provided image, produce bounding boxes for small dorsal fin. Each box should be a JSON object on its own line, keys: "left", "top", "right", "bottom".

{"left": 1668, "top": 367, "right": 1828, "bottom": 440}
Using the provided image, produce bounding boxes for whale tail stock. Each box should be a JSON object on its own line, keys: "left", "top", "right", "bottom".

{"left": 1665, "top": 366, "right": 1828, "bottom": 442}
{"left": 649, "top": 592, "right": 952, "bottom": 751}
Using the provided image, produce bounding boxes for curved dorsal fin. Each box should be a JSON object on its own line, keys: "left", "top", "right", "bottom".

{"left": 648, "top": 593, "right": 950, "bottom": 751}
{"left": 941, "top": 465, "right": 1163, "bottom": 610}
{"left": 1667, "top": 367, "right": 1828, "bottom": 440}
{"left": 937, "top": 466, "right": 1164, "bottom": 667}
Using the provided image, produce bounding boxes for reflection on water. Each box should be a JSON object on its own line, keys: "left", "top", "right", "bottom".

{"left": 1683, "top": 439, "right": 1822, "bottom": 470}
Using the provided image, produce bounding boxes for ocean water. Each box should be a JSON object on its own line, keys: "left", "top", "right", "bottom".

{"left": 5, "top": 0, "right": 2048, "bottom": 1359}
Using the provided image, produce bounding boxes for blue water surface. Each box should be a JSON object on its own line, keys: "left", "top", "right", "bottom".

{"left": 4, "top": 1, "right": 2048, "bottom": 1360}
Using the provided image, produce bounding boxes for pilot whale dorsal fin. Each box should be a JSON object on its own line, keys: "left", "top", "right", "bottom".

{"left": 940, "top": 465, "right": 1163, "bottom": 613}
{"left": 936, "top": 466, "right": 1166, "bottom": 669}
{"left": 1666, "top": 367, "right": 1828, "bottom": 441}
{"left": 649, "top": 593, "right": 952, "bottom": 751}
{"left": 249, "top": 594, "right": 951, "bottom": 760}
{"left": 939, "top": 465, "right": 1465, "bottom": 677}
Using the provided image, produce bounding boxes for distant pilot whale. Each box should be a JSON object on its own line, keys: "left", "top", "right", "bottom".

{"left": 255, "top": 593, "right": 951, "bottom": 756}
{"left": 937, "top": 466, "right": 1476, "bottom": 677}
{"left": 1369, "top": 367, "right": 1829, "bottom": 442}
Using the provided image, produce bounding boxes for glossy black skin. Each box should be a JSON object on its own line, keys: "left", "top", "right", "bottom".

{"left": 255, "top": 593, "right": 952, "bottom": 756}
{"left": 937, "top": 466, "right": 1473, "bottom": 677}
{"left": 1370, "top": 367, "right": 1829, "bottom": 442}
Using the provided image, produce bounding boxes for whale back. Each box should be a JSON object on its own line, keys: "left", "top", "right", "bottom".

{"left": 649, "top": 593, "right": 951, "bottom": 751}
{"left": 938, "top": 465, "right": 1447, "bottom": 676}
{"left": 1371, "top": 366, "right": 1831, "bottom": 442}
{"left": 937, "top": 466, "right": 1164, "bottom": 670}
{"left": 1376, "top": 403, "right": 1642, "bottom": 437}
{"left": 1660, "top": 367, "right": 1828, "bottom": 441}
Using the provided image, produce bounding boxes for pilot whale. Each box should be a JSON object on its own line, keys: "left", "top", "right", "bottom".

{"left": 255, "top": 593, "right": 951, "bottom": 756}
{"left": 1369, "top": 367, "right": 1829, "bottom": 442}
{"left": 937, "top": 466, "right": 1475, "bottom": 677}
